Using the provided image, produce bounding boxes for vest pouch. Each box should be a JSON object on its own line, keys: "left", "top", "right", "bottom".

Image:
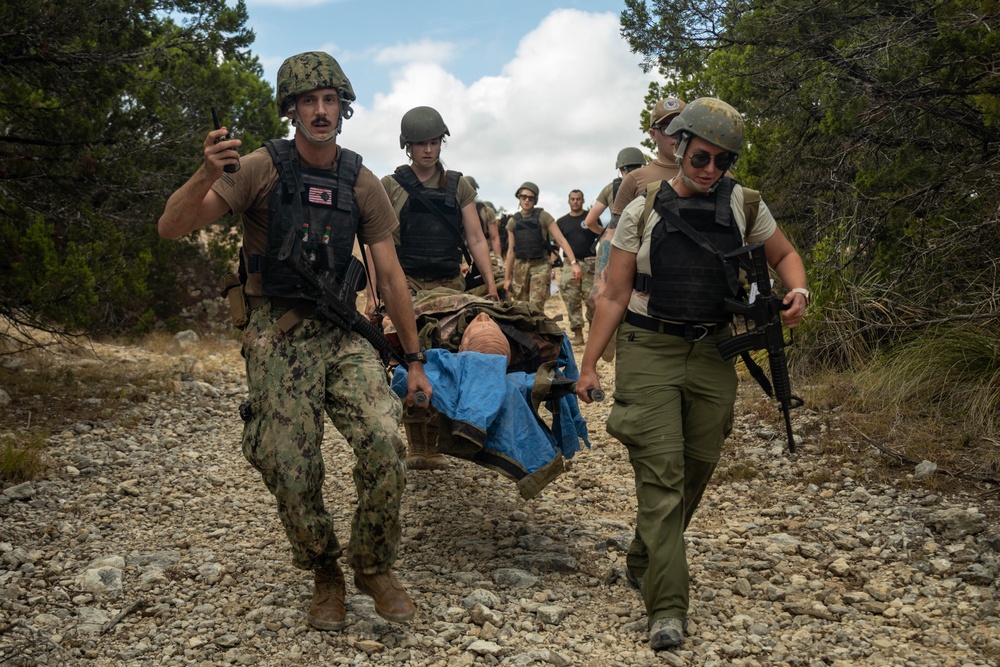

{"left": 220, "top": 272, "right": 249, "bottom": 330}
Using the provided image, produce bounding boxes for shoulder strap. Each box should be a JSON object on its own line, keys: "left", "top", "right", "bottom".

{"left": 637, "top": 181, "right": 661, "bottom": 241}
{"left": 741, "top": 187, "right": 760, "bottom": 240}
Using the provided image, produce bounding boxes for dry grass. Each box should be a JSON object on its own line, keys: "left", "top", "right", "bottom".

{"left": 0, "top": 328, "right": 242, "bottom": 482}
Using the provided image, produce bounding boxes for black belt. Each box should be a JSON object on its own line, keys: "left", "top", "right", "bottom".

{"left": 623, "top": 311, "right": 721, "bottom": 341}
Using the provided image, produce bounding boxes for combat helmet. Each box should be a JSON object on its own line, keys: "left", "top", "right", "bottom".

{"left": 665, "top": 97, "right": 744, "bottom": 156}
{"left": 399, "top": 106, "right": 450, "bottom": 149}
{"left": 515, "top": 181, "right": 539, "bottom": 198}
{"left": 276, "top": 52, "right": 356, "bottom": 117}
{"left": 466, "top": 176, "right": 480, "bottom": 190}
{"left": 615, "top": 147, "right": 645, "bottom": 170}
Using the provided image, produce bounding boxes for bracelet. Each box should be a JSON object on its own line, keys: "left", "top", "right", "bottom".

{"left": 789, "top": 287, "right": 811, "bottom": 306}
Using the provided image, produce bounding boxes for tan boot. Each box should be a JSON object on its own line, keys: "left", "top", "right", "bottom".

{"left": 354, "top": 571, "right": 415, "bottom": 622}
{"left": 572, "top": 327, "right": 585, "bottom": 346}
{"left": 403, "top": 422, "right": 428, "bottom": 469}
{"left": 421, "top": 418, "right": 449, "bottom": 470}
{"left": 307, "top": 562, "right": 346, "bottom": 630}
{"left": 405, "top": 420, "right": 449, "bottom": 471}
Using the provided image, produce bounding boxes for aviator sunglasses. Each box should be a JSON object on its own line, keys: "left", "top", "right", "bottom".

{"left": 687, "top": 151, "right": 736, "bottom": 171}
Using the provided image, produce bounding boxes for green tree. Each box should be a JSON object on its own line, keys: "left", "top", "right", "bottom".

{"left": 0, "top": 0, "right": 285, "bottom": 346}
{"left": 621, "top": 0, "right": 1000, "bottom": 366}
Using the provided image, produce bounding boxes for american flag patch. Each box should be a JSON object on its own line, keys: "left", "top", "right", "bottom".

{"left": 307, "top": 186, "right": 333, "bottom": 205}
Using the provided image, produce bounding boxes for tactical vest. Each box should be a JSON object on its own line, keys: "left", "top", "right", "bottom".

{"left": 641, "top": 178, "right": 744, "bottom": 324}
{"left": 393, "top": 166, "right": 463, "bottom": 279}
{"left": 512, "top": 208, "right": 546, "bottom": 260}
{"left": 248, "top": 139, "right": 361, "bottom": 301}
{"left": 611, "top": 176, "right": 622, "bottom": 203}
{"left": 475, "top": 201, "right": 489, "bottom": 239}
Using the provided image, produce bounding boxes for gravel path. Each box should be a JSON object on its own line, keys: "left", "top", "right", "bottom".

{"left": 1, "top": 332, "right": 998, "bottom": 667}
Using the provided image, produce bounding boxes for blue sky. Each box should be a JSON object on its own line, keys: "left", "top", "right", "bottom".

{"left": 241, "top": 0, "right": 664, "bottom": 217}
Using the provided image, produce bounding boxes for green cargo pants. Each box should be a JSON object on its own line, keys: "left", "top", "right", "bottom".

{"left": 606, "top": 321, "right": 737, "bottom": 626}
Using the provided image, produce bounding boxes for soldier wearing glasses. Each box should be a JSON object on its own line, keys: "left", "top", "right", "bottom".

{"left": 576, "top": 98, "right": 808, "bottom": 652}
{"left": 503, "top": 181, "right": 582, "bottom": 311}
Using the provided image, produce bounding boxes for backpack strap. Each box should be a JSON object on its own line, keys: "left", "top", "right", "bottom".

{"left": 636, "top": 180, "right": 661, "bottom": 241}
{"left": 741, "top": 186, "right": 760, "bottom": 240}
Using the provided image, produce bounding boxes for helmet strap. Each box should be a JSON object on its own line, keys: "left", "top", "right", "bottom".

{"left": 675, "top": 134, "right": 720, "bottom": 195}
{"left": 289, "top": 102, "right": 341, "bottom": 145}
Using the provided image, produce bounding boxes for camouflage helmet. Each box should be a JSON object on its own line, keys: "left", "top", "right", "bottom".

{"left": 515, "top": 181, "right": 539, "bottom": 198}
{"left": 615, "top": 147, "right": 646, "bottom": 170}
{"left": 664, "top": 97, "right": 744, "bottom": 155}
{"left": 276, "top": 52, "right": 356, "bottom": 116}
{"left": 466, "top": 176, "right": 480, "bottom": 190}
{"left": 399, "top": 106, "right": 450, "bottom": 148}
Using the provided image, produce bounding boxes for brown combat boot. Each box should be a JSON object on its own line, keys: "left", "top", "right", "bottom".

{"left": 405, "top": 421, "right": 448, "bottom": 471}
{"left": 354, "top": 571, "right": 415, "bottom": 622}
{"left": 307, "top": 562, "right": 346, "bottom": 631}
{"left": 572, "top": 327, "right": 585, "bottom": 346}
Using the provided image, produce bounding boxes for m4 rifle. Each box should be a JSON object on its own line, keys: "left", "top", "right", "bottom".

{"left": 717, "top": 242, "right": 803, "bottom": 452}
{"left": 278, "top": 227, "right": 427, "bottom": 406}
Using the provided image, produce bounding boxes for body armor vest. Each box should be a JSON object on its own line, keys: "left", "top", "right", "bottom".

{"left": 612, "top": 176, "right": 622, "bottom": 203}
{"left": 393, "top": 166, "right": 463, "bottom": 279}
{"left": 512, "top": 208, "right": 546, "bottom": 260}
{"left": 250, "top": 139, "right": 361, "bottom": 301}
{"left": 643, "top": 178, "right": 744, "bottom": 323}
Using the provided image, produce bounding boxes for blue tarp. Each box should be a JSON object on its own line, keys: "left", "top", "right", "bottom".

{"left": 391, "top": 335, "right": 589, "bottom": 474}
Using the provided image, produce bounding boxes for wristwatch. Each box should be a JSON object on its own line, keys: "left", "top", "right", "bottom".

{"left": 404, "top": 349, "right": 427, "bottom": 364}
{"left": 570, "top": 260, "right": 579, "bottom": 266}
{"left": 789, "top": 287, "right": 811, "bottom": 306}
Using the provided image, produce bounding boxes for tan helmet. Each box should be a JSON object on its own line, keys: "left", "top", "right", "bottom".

{"left": 664, "top": 97, "right": 744, "bottom": 155}
{"left": 615, "top": 147, "right": 645, "bottom": 170}
{"left": 399, "top": 106, "right": 450, "bottom": 149}
{"left": 649, "top": 97, "right": 686, "bottom": 129}
{"left": 515, "top": 181, "right": 539, "bottom": 198}
{"left": 276, "top": 52, "right": 356, "bottom": 117}
{"left": 459, "top": 313, "right": 511, "bottom": 365}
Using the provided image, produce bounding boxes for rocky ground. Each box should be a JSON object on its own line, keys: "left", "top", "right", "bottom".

{"left": 1, "top": 315, "right": 998, "bottom": 666}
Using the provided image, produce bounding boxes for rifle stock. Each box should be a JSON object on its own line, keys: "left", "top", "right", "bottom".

{"left": 721, "top": 242, "right": 803, "bottom": 452}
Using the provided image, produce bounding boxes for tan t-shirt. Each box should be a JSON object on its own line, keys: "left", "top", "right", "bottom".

{"left": 380, "top": 167, "right": 477, "bottom": 244}
{"left": 211, "top": 144, "right": 398, "bottom": 296}
{"left": 611, "top": 182, "right": 777, "bottom": 317}
{"left": 610, "top": 159, "right": 680, "bottom": 215}
{"left": 595, "top": 181, "right": 615, "bottom": 208}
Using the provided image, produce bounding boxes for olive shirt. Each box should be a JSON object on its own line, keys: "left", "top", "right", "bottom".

{"left": 380, "top": 170, "right": 477, "bottom": 244}
{"left": 611, "top": 182, "right": 778, "bottom": 318}
{"left": 211, "top": 145, "right": 399, "bottom": 297}
{"left": 610, "top": 159, "right": 680, "bottom": 216}
{"left": 595, "top": 182, "right": 615, "bottom": 208}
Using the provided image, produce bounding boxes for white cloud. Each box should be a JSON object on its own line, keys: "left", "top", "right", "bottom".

{"left": 341, "top": 9, "right": 662, "bottom": 218}
{"left": 374, "top": 40, "right": 455, "bottom": 66}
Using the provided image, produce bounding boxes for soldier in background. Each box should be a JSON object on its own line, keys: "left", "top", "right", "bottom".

{"left": 592, "top": 98, "right": 687, "bottom": 361}
{"left": 503, "top": 181, "right": 582, "bottom": 311}
{"left": 555, "top": 189, "right": 599, "bottom": 345}
{"left": 583, "top": 147, "right": 646, "bottom": 235}
{"left": 377, "top": 106, "right": 498, "bottom": 470}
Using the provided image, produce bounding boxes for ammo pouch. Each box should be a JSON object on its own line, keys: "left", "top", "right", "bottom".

{"left": 219, "top": 272, "right": 249, "bottom": 330}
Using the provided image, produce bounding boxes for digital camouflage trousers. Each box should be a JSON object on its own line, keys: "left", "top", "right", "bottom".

{"left": 240, "top": 301, "right": 405, "bottom": 574}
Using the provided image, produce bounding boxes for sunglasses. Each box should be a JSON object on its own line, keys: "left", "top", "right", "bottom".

{"left": 687, "top": 152, "right": 735, "bottom": 171}
{"left": 518, "top": 194, "right": 536, "bottom": 201}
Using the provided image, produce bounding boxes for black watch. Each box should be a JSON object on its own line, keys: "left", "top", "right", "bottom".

{"left": 404, "top": 349, "right": 427, "bottom": 364}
